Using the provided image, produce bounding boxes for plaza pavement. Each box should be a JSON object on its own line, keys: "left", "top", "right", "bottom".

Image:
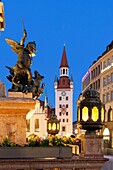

{"left": 103, "top": 155, "right": 113, "bottom": 170}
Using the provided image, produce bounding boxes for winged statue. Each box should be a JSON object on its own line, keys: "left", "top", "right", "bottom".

{"left": 5, "top": 29, "right": 45, "bottom": 99}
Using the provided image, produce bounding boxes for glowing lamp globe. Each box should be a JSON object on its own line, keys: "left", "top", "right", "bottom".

{"left": 47, "top": 111, "right": 60, "bottom": 135}
{"left": 77, "top": 88, "right": 105, "bottom": 134}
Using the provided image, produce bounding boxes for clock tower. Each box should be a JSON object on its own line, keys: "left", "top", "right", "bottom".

{"left": 54, "top": 46, "right": 74, "bottom": 136}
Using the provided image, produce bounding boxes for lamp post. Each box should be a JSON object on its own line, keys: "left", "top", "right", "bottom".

{"left": 47, "top": 110, "right": 60, "bottom": 135}
{"left": 77, "top": 87, "right": 105, "bottom": 158}
{"left": 77, "top": 87, "right": 105, "bottom": 135}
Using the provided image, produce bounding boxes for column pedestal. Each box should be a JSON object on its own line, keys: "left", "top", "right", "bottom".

{"left": 0, "top": 92, "right": 36, "bottom": 145}
{"left": 80, "top": 134, "right": 103, "bottom": 158}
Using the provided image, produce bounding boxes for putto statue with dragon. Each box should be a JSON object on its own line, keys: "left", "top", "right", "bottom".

{"left": 5, "top": 28, "right": 45, "bottom": 99}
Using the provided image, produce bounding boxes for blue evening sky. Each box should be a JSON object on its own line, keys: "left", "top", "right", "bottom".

{"left": 0, "top": 0, "right": 113, "bottom": 121}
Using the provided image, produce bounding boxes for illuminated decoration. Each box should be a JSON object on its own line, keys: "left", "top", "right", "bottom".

{"left": 77, "top": 87, "right": 105, "bottom": 134}
{"left": 47, "top": 110, "right": 60, "bottom": 135}
{"left": 0, "top": 1, "right": 5, "bottom": 31}
{"left": 92, "top": 106, "right": 98, "bottom": 121}
{"left": 60, "top": 104, "right": 66, "bottom": 115}
{"left": 101, "top": 107, "right": 104, "bottom": 122}
{"left": 82, "top": 106, "right": 88, "bottom": 121}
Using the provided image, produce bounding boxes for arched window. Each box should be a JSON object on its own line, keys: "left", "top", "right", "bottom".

{"left": 108, "top": 107, "right": 113, "bottom": 121}
{"left": 35, "top": 119, "right": 39, "bottom": 132}
{"left": 103, "top": 128, "right": 110, "bottom": 140}
{"left": 26, "top": 119, "right": 30, "bottom": 132}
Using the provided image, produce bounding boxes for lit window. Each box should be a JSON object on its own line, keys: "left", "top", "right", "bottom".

{"left": 26, "top": 119, "right": 30, "bottom": 132}
{"left": 35, "top": 119, "right": 39, "bottom": 132}
{"left": 103, "top": 128, "right": 110, "bottom": 140}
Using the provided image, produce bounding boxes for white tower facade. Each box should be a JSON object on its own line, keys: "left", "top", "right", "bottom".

{"left": 54, "top": 46, "right": 74, "bottom": 136}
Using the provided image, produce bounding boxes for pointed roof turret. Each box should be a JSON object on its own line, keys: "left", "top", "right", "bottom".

{"left": 60, "top": 45, "right": 69, "bottom": 68}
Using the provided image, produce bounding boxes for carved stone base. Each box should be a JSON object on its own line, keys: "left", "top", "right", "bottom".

{"left": 0, "top": 96, "right": 36, "bottom": 145}
{"left": 8, "top": 91, "right": 33, "bottom": 99}
{"left": 80, "top": 134, "right": 103, "bottom": 158}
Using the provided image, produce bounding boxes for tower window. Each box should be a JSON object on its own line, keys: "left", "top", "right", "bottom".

{"left": 66, "top": 112, "right": 68, "bottom": 116}
{"left": 66, "top": 104, "right": 68, "bottom": 108}
{"left": 66, "top": 96, "right": 68, "bottom": 100}
{"left": 59, "top": 112, "right": 62, "bottom": 116}
{"left": 66, "top": 119, "right": 68, "bottom": 122}
{"left": 63, "top": 69, "right": 65, "bottom": 74}
{"left": 63, "top": 119, "right": 65, "bottom": 122}
{"left": 59, "top": 96, "right": 62, "bottom": 101}
{"left": 62, "top": 126, "right": 66, "bottom": 132}
{"left": 59, "top": 104, "right": 62, "bottom": 108}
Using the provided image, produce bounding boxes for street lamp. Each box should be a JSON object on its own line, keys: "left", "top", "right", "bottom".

{"left": 77, "top": 87, "right": 105, "bottom": 135}
{"left": 47, "top": 110, "right": 60, "bottom": 135}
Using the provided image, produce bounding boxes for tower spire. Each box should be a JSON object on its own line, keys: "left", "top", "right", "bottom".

{"left": 60, "top": 45, "right": 69, "bottom": 68}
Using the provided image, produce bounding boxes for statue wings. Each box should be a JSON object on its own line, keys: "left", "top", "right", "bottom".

{"left": 5, "top": 38, "right": 24, "bottom": 54}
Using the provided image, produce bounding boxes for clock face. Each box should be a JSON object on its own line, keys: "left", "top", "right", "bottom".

{"left": 61, "top": 91, "right": 66, "bottom": 96}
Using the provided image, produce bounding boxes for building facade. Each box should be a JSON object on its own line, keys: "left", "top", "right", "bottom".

{"left": 82, "top": 40, "right": 113, "bottom": 148}
{"left": 54, "top": 46, "right": 74, "bottom": 137}
{"left": 26, "top": 96, "right": 50, "bottom": 138}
